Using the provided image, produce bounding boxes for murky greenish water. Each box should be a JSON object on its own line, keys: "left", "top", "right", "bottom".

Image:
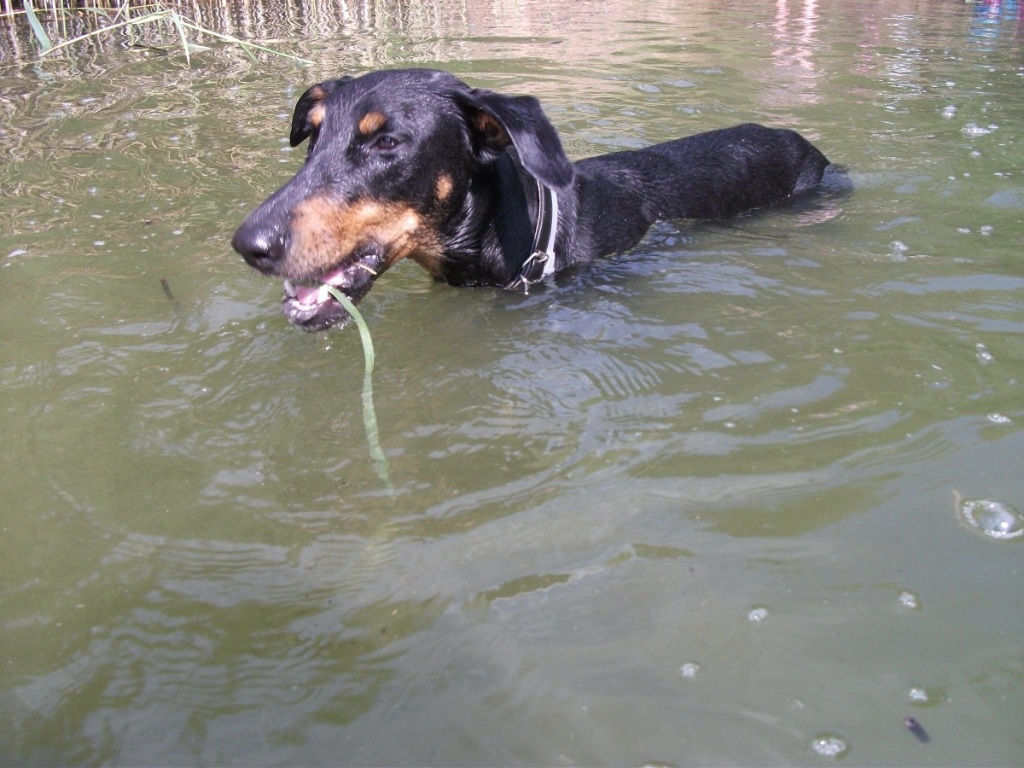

{"left": 2, "top": 0, "right": 1024, "bottom": 764}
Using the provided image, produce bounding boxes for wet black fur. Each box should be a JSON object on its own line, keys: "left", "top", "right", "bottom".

{"left": 233, "top": 68, "right": 832, "bottom": 327}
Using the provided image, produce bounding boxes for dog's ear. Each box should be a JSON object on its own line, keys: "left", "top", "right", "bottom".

{"left": 289, "top": 77, "right": 353, "bottom": 148}
{"left": 455, "top": 88, "right": 574, "bottom": 189}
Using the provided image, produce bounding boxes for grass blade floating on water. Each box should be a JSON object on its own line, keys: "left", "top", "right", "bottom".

{"left": 323, "top": 286, "right": 391, "bottom": 488}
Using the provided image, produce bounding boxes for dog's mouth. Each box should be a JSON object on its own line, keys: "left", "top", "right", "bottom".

{"left": 280, "top": 249, "right": 384, "bottom": 332}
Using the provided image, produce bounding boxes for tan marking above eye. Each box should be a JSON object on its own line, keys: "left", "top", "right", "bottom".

{"left": 435, "top": 174, "right": 453, "bottom": 201}
{"left": 358, "top": 111, "right": 388, "bottom": 136}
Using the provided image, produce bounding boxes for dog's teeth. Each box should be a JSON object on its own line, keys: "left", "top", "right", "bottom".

{"left": 283, "top": 279, "right": 296, "bottom": 297}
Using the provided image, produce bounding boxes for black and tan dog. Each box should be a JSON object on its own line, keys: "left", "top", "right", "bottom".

{"left": 232, "top": 68, "right": 831, "bottom": 331}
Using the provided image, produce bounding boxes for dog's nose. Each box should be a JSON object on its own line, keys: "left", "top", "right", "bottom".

{"left": 232, "top": 218, "right": 286, "bottom": 274}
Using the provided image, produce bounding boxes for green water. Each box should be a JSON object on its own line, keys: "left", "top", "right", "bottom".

{"left": 2, "top": 1, "right": 1023, "bottom": 764}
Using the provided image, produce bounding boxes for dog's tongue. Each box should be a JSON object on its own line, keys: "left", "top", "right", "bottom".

{"left": 284, "top": 264, "right": 352, "bottom": 308}
{"left": 280, "top": 252, "right": 384, "bottom": 332}
{"left": 284, "top": 281, "right": 322, "bottom": 307}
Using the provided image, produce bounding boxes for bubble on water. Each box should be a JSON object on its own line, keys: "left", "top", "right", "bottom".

{"left": 975, "top": 343, "right": 994, "bottom": 364}
{"left": 811, "top": 735, "right": 849, "bottom": 759}
{"left": 898, "top": 590, "right": 920, "bottom": 610}
{"left": 961, "top": 122, "right": 996, "bottom": 136}
{"left": 957, "top": 499, "right": 1024, "bottom": 541}
{"left": 747, "top": 606, "right": 769, "bottom": 623}
{"left": 942, "top": 104, "right": 957, "bottom": 118}
{"left": 908, "top": 686, "right": 929, "bottom": 703}
{"left": 980, "top": 225, "right": 994, "bottom": 236}
{"left": 987, "top": 413, "right": 1012, "bottom": 424}
{"left": 679, "top": 661, "right": 700, "bottom": 678}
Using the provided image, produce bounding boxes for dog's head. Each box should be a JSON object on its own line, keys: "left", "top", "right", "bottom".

{"left": 232, "top": 68, "right": 573, "bottom": 331}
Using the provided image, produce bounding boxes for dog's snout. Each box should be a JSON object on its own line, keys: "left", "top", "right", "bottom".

{"left": 232, "top": 218, "right": 285, "bottom": 274}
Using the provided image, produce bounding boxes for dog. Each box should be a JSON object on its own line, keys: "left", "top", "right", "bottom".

{"left": 232, "top": 68, "right": 831, "bottom": 331}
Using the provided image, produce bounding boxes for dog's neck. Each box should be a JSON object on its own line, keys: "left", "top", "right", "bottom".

{"left": 504, "top": 178, "right": 559, "bottom": 291}
{"left": 439, "top": 153, "right": 576, "bottom": 288}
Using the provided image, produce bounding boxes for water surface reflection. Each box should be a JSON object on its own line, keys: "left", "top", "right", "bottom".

{"left": 2, "top": 0, "right": 1024, "bottom": 765}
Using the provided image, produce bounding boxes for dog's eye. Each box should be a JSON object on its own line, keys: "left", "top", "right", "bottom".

{"left": 372, "top": 134, "right": 401, "bottom": 151}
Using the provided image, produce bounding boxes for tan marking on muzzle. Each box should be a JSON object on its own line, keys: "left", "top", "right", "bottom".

{"left": 288, "top": 197, "right": 445, "bottom": 280}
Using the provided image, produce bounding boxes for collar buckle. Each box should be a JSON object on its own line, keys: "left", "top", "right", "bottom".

{"left": 506, "top": 178, "right": 559, "bottom": 293}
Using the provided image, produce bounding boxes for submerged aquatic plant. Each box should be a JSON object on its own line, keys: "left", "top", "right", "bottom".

{"left": 18, "top": 0, "right": 310, "bottom": 65}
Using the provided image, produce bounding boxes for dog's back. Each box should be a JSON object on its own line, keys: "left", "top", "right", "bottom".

{"left": 571, "top": 123, "right": 830, "bottom": 259}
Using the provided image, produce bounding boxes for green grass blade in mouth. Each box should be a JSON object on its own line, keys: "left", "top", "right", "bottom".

{"left": 323, "top": 285, "right": 390, "bottom": 488}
